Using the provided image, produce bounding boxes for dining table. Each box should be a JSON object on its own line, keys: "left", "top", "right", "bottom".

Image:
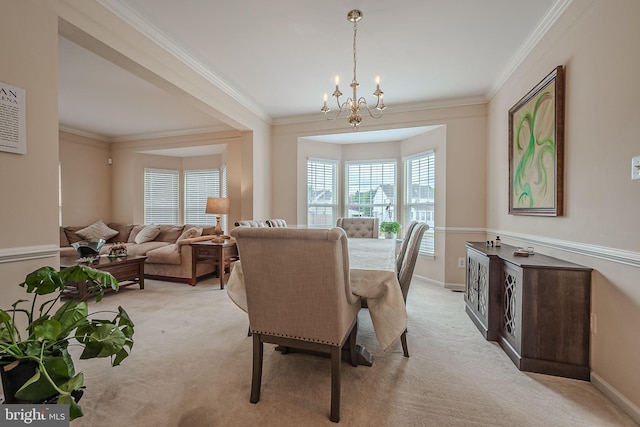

{"left": 225, "top": 237, "right": 408, "bottom": 364}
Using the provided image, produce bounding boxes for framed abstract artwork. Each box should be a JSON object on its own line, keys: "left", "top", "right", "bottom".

{"left": 509, "top": 65, "right": 564, "bottom": 216}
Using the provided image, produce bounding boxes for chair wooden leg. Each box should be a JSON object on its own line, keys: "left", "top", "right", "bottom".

{"left": 330, "top": 346, "right": 341, "bottom": 423}
{"left": 349, "top": 322, "right": 358, "bottom": 367}
{"left": 401, "top": 329, "right": 409, "bottom": 358}
{"left": 250, "top": 334, "right": 263, "bottom": 403}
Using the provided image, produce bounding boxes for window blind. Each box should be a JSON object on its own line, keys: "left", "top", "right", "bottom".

{"left": 144, "top": 168, "right": 179, "bottom": 225}
{"left": 404, "top": 151, "right": 435, "bottom": 254}
{"left": 346, "top": 161, "right": 396, "bottom": 221}
{"left": 307, "top": 159, "right": 338, "bottom": 228}
{"left": 184, "top": 169, "right": 220, "bottom": 225}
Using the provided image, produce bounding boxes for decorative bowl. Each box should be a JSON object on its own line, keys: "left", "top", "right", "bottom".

{"left": 71, "top": 239, "right": 106, "bottom": 258}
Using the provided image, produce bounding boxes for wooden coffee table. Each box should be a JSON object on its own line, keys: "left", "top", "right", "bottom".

{"left": 60, "top": 255, "right": 146, "bottom": 300}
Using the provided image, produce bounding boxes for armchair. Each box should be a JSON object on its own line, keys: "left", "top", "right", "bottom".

{"left": 230, "top": 227, "right": 361, "bottom": 423}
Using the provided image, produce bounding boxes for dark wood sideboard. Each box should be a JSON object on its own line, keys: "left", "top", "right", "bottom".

{"left": 464, "top": 242, "right": 592, "bottom": 380}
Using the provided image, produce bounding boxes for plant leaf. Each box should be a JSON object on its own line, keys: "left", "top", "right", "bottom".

{"left": 33, "top": 319, "right": 62, "bottom": 341}
{"left": 20, "top": 267, "right": 64, "bottom": 295}
{"left": 14, "top": 366, "right": 58, "bottom": 402}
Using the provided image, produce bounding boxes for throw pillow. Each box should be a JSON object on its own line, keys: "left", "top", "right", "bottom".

{"left": 134, "top": 224, "right": 162, "bottom": 244}
{"left": 76, "top": 220, "right": 119, "bottom": 241}
{"left": 177, "top": 227, "right": 203, "bottom": 242}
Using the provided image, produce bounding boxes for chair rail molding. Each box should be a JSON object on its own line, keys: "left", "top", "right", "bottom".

{"left": 0, "top": 245, "right": 60, "bottom": 264}
{"left": 487, "top": 229, "right": 640, "bottom": 268}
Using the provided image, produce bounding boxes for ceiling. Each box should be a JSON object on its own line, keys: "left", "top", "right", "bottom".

{"left": 58, "top": 0, "right": 561, "bottom": 145}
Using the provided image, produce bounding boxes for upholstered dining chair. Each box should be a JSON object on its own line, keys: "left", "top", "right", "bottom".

{"left": 266, "top": 218, "right": 287, "bottom": 227}
{"left": 397, "top": 222, "right": 429, "bottom": 357}
{"left": 396, "top": 221, "right": 420, "bottom": 272}
{"left": 229, "top": 227, "right": 361, "bottom": 423}
{"left": 336, "top": 217, "right": 379, "bottom": 238}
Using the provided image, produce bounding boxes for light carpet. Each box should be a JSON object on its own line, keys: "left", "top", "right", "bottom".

{"left": 68, "top": 276, "right": 637, "bottom": 427}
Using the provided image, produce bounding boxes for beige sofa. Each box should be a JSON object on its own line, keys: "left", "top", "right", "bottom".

{"left": 59, "top": 222, "right": 219, "bottom": 285}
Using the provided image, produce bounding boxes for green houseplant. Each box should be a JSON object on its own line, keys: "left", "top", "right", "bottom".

{"left": 380, "top": 221, "right": 401, "bottom": 238}
{"left": 0, "top": 265, "right": 135, "bottom": 420}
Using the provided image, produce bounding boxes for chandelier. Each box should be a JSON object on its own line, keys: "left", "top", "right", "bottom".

{"left": 321, "top": 10, "right": 386, "bottom": 129}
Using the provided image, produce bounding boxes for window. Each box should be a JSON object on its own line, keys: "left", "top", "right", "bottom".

{"left": 307, "top": 159, "right": 338, "bottom": 228}
{"left": 144, "top": 168, "right": 179, "bottom": 224}
{"left": 404, "top": 151, "right": 435, "bottom": 254}
{"left": 346, "top": 161, "right": 396, "bottom": 222}
{"left": 184, "top": 169, "right": 220, "bottom": 225}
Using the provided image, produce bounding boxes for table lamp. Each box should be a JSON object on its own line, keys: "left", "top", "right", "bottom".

{"left": 206, "top": 197, "right": 230, "bottom": 242}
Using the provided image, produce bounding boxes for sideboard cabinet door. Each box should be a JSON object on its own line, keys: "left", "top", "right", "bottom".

{"left": 464, "top": 245, "right": 500, "bottom": 341}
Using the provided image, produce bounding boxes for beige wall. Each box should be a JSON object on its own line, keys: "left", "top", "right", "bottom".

{"left": 273, "top": 103, "right": 487, "bottom": 289}
{"left": 59, "top": 131, "right": 112, "bottom": 225}
{"left": 109, "top": 131, "right": 242, "bottom": 225}
{"left": 487, "top": 0, "right": 640, "bottom": 414}
{"left": 0, "top": 1, "right": 60, "bottom": 294}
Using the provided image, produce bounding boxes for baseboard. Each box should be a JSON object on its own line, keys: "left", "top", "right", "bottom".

{"left": 414, "top": 275, "right": 465, "bottom": 292}
{"left": 444, "top": 282, "right": 466, "bottom": 292}
{"left": 591, "top": 372, "right": 640, "bottom": 425}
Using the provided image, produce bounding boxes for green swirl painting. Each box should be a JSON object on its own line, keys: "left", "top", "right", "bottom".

{"left": 509, "top": 66, "right": 564, "bottom": 216}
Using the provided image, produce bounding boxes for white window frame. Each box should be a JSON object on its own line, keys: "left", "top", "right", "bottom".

{"left": 345, "top": 160, "right": 397, "bottom": 223}
{"left": 404, "top": 151, "right": 435, "bottom": 255}
{"left": 307, "top": 158, "right": 338, "bottom": 228}
{"left": 144, "top": 168, "right": 180, "bottom": 225}
{"left": 184, "top": 169, "right": 220, "bottom": 226}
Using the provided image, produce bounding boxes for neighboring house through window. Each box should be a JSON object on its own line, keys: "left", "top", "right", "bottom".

{"left": 346, "top": 161, "right": 396, "bottom": 222}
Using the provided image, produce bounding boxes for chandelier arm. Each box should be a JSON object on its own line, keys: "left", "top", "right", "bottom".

{"left": 358, "top": 98, "right": 384, "bottom": 119}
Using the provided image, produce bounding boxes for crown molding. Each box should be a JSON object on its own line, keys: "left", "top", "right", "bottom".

{"left": 59, "top": 124, "right": 234, "bottom": 143}
{"left": 59, "top": 125, "right": 110, "bottom": 141}
{"left": 272, "top": 96, "right": 488, "bottom": 126}
{"left": 109, "top": 124, "right": 234, "bottom": 142}
{"left": 486, "top": 0, "right": 573, "bottom": 99}
{"left": 97, "top": 0, "right": 270, "bottom": 124}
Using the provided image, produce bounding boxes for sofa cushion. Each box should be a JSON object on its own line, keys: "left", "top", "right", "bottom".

{"left": 60, "top": 246, "right": 77, "bottom": 258}
{"left": 145, "top": 245, "right": 181, "bottom": 265}
{"left": 101, "top": 241, "right": 168, "bottom": 257}
{"left": 185, "top": 224, "right": 215, "bottom": 236}
{"left": 107, "top": 223, "right": 134, "bottom": 243}
{"left": 134, "top": 224, "right": 162, "bottom": 244}
{"left": 60, "top": 227, "right": 70, "bottom": 247}
{"left": 64, "top": 226, "right": 86, "bottom": 245}
{"left": 76, "top": 220, "right": 119, "bottom": 241}
{"left": 177, "top": 227, "right": 202, "bottom": 242}
{"left": 155, "top": 225, "right": 185, "bottom": 243}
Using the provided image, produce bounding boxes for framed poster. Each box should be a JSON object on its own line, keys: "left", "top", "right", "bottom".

{"left": 509, "top": 66, "right": 564, "bottom": 216}
{"left": 0, "top": 81, "right": 26, "bottom": 155}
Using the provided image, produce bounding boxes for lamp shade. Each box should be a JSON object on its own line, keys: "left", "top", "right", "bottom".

{"left": 206, "top": 197, "right": 230, "bottom": 215}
